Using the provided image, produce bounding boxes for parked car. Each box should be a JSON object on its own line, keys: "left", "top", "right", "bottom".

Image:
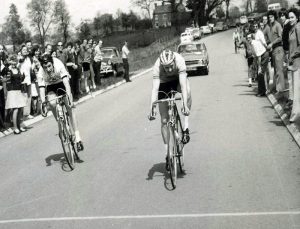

{"left": 177, "top": 41, "right": 209, "bottom": 75}
{"left": 180, "top": 32, "right": 193, "bottom": 43}
{"left": 191, "top": 28, "right": 202, "bottom": 40}
{"left": 200, "top": 26, "right": 211, "bottom": 35}
{"left": 215, "top": 21, "right": 228, "bottom": 31}
{"left": 185, "top": 27, "right": 194, "bottom": 34}
{"left": 100, "top": 47, "right": 124, "bottom": 77}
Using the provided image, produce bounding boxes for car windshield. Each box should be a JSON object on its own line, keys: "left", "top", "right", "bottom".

{"left": 178, "top": 44, "right": 205, "bottom": 53}
{"left": 102, "top": 49, "right": 116, "bottom": 57}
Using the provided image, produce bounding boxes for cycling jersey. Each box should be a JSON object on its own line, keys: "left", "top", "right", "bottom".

{"left": 153, "top": 52, "right": 186, "bottom": 83}
{"left": 37, "top": 57, "right": 69, "bottom": 87}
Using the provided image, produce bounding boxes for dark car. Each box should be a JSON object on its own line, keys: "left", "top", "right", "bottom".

{"left": 177, "top": 41, "right": 209, "bottom": 75}
{"left": 100, "top": 47, "right": 124, "bottom": 77}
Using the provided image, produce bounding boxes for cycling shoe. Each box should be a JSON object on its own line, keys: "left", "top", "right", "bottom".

{"left": 182, "top": 128, "right": 190, "bottom": 144}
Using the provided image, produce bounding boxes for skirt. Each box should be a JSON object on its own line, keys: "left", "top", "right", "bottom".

{"left": 5, "top": 90, "right": 27, "bottom": 109}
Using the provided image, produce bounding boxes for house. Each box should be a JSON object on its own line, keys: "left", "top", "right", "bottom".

{"left": 153, "top": 3, "right": 173, "bottom": 28}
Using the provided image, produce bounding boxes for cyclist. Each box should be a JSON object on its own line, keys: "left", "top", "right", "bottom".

{"left": 37, "top": 54, "right": 84, "bottom": 151}
{"left": 149, "top": 50, "right": 192, "bottom": 162}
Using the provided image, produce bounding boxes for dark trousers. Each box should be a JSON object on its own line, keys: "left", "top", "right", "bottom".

{"left": 93, "top": 61, "right": 101, "bottom": 85}
{"left": 123, "top": 58, "right": 129, "bottom": 81}
{"left": 68, "top": 66, "right": 80, "bottom": 98}
{"left": 258, "top": 51, "right": 269, "bottom": 95}
{"left": 0, "top": 89, "right": 5, "bottom": 129}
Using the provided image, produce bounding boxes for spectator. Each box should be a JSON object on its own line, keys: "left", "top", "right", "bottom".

{"left": 31, "top": 45, "right": 41, "bottom": 116}
{"left": 233, "top": 27, "right": 241, "bottom": 54}
{"left": 122, "top": 41, "right": 131, "bottom": 82}
{"left": 253, "top": 22, "right": 268, "bottom": 96}
{"left": 74, "top": 41, "right": 83, "bottom": 96}
{"left": 25, "top": 40, "right": 34, "bottom": 58}
{"left": 18, "top": 45, "right": 33, "bottom": 119}
{"left": 0, "top": 44, "right": 8, "bottom": 130}
{"left": 88, "top": 38, "right": 96, "bottom": 90}
{"left": 249, "top": 32, "right": 269, "bottom": 97}
{"left": 51, "top": 50, "right": 57, "bottom": 58}
{"left": 5, "top": 54, "right": 27, "bottom": 134}
{"left": 288, "top": 8, "right": 300, "bottom": 122}
{"left": 56, "top": 41, "right": 66, "bottom": 65}
{"left": 44, "top": 44, "right": 53, "bottom": 55}
{"left": 65, "top": 42, "right": 79, "bottom": 99}
{"left": 81, "top": 39, "right": 93, "bottom": 93}
{"left": 267, "top": 10, "right": 286, "bottom": 99}
{"left": 241, "top": 33, "right": 256, "bottom": 87}
{"left": 93, "top": 39, "right": 103, "bottom": 86}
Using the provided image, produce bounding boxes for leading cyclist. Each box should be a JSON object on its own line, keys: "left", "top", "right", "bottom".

{"left": 149, "top": 50, "right": 192, "bottom": 160}
{"left": 37, "top": 54, "right": 84, "bottom": 151}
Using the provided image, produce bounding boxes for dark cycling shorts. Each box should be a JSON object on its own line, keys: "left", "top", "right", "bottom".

{"left": 46, "top": 82, "right": 66, "bottom": 96}
{"left": 158, "top": 79, "right": 181, "bottom": 100}
{"left": 82, "top": 62, "right": 90, "bottom": 72}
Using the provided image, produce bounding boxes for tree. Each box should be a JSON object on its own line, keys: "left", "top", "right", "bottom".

{"left": 229, "top": 6, "right": 241, "bottom": 18}
{"left": 4, "top": 4, "right": 26, "bottom": 51}
{"left": 216, "top": 6, "right": 225, "bottom": 19}
{"left": 186, "top": 0, "right": 225, "bottom": 26}
{"left": 224, "top": 0, "right": 230, "bottom": 19}
{"left": 53, "top": 0, "right": 71, "bottom": 44}
{"left": 244, "top": 0, "right": 254, "bottom": 14}
{"left": 255, "top": 0, "right": 267, "bottom": 13}
{"left": 131, "top": 0, "right": 155, "bottom": 18}
{"left": 78, "top": 21, "right": 91, "bottom": 40}
{"left": 121, "top": 13, "right": 131, "bottom": 31}
{"left": 128, "top": 11, "right": 139, "bottom": 30}
{"left": 93, "top": 14, "right": 102, "bottom": 36}
{"left": 27, "top": 0, "right": 56, "bottom": 49}
{"left": 100, "top": 14, "right": 114, "bottom": 35}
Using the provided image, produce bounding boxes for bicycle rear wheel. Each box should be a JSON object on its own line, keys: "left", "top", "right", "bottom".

{"left": 174, "top": 106, "right": 184, "bottom": 173}
{"left": 58, "top": 114, "right": 75, "bottom": 170}
{"left": 168, "top": 127, "right": 177, "bottom": 189}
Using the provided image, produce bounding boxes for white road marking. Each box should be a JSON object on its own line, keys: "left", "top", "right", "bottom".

{"left": 0, "top": 211, "right": 300, "bottom": 224}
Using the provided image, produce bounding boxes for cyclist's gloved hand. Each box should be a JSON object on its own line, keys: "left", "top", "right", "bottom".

{"left": 181, "top": 106, "right": 190, "bottom": 116}
{"left": 148, "top": 106, "right": 156, "bottom": 121}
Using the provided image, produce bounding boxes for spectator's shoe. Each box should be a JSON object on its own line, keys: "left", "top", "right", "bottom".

{"left": 19, "top": 127, "right": 27, "bottom": 132}
{"left": 76, "top": 141, "right": 84, "bottom": 152}
{"left": 182, "top": 128, "right": 190, "bottom": 144}
{"left": 14, "top": 129, "right": 21, "bottom": 135}
{"left": 26, "top": 115, "right": 34, "bottom": 120}
{"left": 256, "top": 93, "right": 266, "bottom": 97}
{"left": 126, "top": 79, "right": 132, "bottom": 82}
{"left": 248, "top": 84, "right": 252, "bottom": 87}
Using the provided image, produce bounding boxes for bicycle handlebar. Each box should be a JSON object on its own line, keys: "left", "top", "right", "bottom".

{"left": 41, "top": 94, "right": 69, "bottom": 117}
{"left": 153, "top": 97, "right": 181, "bottom": 105}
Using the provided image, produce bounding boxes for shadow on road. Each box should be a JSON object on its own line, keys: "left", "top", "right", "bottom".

{"left": 269, "top": 120, "right": 285, "bottom": 127}
{"left": 45, "top": 153, "right": 84, "bottom": 172}
{"left": 146, "top": 162, "right": 186, "bottom": 191}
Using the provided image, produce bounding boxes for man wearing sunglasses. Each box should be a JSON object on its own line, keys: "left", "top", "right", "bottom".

{"left": 37, "top": 54, "right": 84, "bottom": 151}
{"left": 149, "top": 50, "right": 192, "bottom": 161}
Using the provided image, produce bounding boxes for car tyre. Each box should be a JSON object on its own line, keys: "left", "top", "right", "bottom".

{"left": 203, "top": 66, "right": 209, "bottom": 75}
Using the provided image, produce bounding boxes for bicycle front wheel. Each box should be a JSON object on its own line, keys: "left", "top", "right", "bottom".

{"left": 174, "top": 106, "right": 184, "bottom": 173}
{"left": 168, "top": 126, "right": 177, "bottom": 189}
{"left": 58, "top": 117, "right": 75, "bottom": 170}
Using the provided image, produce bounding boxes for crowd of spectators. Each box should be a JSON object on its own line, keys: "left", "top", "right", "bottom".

{"left": 234, "top": 8, "right": 300, "bottom": 123}
{"left": 0, "top": 38, "right": 111, "bottom": 133}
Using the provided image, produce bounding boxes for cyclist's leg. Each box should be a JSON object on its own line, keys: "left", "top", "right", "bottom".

{"left": 64, "top": 96, "right": 84, "bottom": 150}
{"left": 47, "top": 92, "right": 58, "bottom": 120}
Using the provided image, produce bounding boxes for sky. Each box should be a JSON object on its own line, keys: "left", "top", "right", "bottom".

{"left": 0, "top": 0, "right": 136, "bottom": 28}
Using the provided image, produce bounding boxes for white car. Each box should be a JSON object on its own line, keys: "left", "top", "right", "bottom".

{"left": 200, "top": 26, "right": 211, "bottom": 35}
{"left": 180, "top": 32, "right": 193, "bottom": 43}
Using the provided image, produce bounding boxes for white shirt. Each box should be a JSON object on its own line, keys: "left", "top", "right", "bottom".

{"left": 93, "top": 45, "right": 103, "bottom": 62}
{"left": 37, "top": 57, "right": 70, "bottom": 87}
{"left": 251, "top": 40, "right": 266, "bottom": 57}
{"left": 20, "top": 57, "right": 32, "bottom": 85}
{"left": 255, "top": 29, "right": 267, "bottom": 47}
{"left": 122, "top": 45, "right": 130, "bottom": 59}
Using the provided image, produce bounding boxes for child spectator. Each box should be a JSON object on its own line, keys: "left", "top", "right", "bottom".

{"left": 5, "top": 55, "right": 27, "bottom": 134}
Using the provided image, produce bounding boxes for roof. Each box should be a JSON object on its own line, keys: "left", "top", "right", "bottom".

{"left": 153, "top": 4, "right": 172, "bottom": 14}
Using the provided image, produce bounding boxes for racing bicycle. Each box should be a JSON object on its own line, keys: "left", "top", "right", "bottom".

{"left": 150, "top": 90, "right": 185, "bottom": 189}
{"left": 41, "top": 89, "right": 79, "bottom": 170}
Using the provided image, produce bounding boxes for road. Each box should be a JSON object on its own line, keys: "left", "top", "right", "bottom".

{"left": 0, "top": 30, "right": 300, "bottom": 229}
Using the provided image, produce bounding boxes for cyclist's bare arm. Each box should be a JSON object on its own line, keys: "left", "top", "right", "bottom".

{"left": 150, "top": 78, "right": 160, "bottom": 110}
{"left": 39, "top": 86, "right": 46, "bottom": 103}
{"left": 179, "top": 72, "right": 190, "bottom": 115}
